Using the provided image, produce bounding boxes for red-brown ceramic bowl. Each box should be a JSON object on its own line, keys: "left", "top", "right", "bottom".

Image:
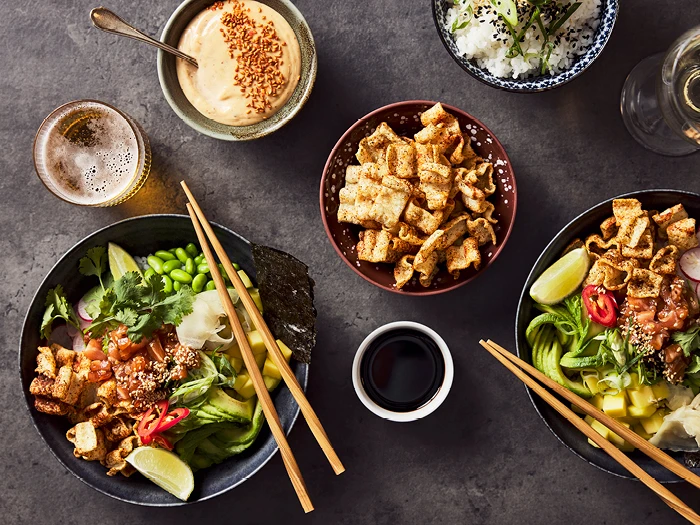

{"left": 320, "top": 100, "right": 517, "bottom": 295}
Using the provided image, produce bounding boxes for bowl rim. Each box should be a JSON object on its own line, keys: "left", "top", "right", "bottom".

{"left": 430, "top": 0, "right": 619, "bottom": 93}
{"left": 19, "top": 213, "right": 309, "bottom": 505}
{"left": 157, "top": 0, "right": 318, "bottom": 141}
{"left": 514, "top": 188, "right": 700, "bottom": 482}
{"left": 319, "top": 99, "right": 518, "bottom": 296}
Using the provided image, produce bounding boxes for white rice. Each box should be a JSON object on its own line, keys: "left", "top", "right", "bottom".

{"left": 446, "top": 0, "right": 601, "bottom": 79}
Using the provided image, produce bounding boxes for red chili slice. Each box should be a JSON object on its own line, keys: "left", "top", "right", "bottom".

{"left": 151, "top": 433, "right": 174, "bottom": 451}
{"left": 137, "top": 400, "right": 169, "bottom": 445}
{"left": 154, "top": 408, "right": 190, "bottom": 433}
{"left": 582, "top": 285, "right": 618, "bottom": 327}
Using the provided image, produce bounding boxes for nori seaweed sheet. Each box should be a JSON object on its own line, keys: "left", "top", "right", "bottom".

{"left": 252, "top": 244, "right": 316, "bottom": 364}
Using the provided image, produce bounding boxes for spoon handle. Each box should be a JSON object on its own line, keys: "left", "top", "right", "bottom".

{"left": 90, "top": 7, "right": 198, "bottom": 68}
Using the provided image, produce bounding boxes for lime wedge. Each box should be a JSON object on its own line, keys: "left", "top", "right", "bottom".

{"left": 108, "top": 242, "right": 142, "bottom": 281}
{"left": 530, "top": 247, "right": 590, "bottom": 305}
{"left": 125, "top": 447, "right": 194, "bottom": 501}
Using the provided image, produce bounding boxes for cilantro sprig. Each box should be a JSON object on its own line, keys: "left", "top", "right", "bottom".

{"left": 79, "top": 246, "right": 108, "bottom": 291}
{"left": 672, "top": 326, "right": 700, "bottom": 357}
{"left": 40, "top": 285, "right": 80, "bottom": 339}
{"left": 87, "top": 271, "right": 195, "bottom": 343}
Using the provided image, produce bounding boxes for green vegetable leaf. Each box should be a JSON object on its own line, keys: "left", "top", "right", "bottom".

{"left": 548, "top": 2, "right": 582, "bottom": 37}
{"left": 687, "top": 355, "right": 700, "bottom": 375}
{"left": 672, "top": 326, "right": 700, "bottom": 357}
{"left": 40, "top": 285, "right": 80, "bottom": 339}
{"left": 114, "top": 271, "right": 147, "bottom": 306}
{"left": 78, "top": 247, "right": 108, "bottom": 290}
{"left": 114, "top": 307, "right": 138, "bottom": 326}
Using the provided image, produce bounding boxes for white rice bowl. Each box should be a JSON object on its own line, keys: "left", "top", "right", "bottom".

{"left": 446, "top": 0, "right": 602, "bottom": 79}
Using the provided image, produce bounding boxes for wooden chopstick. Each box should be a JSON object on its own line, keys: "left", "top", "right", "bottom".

{"left": 484, "top": 339, "right": 700, "bottom": 490}
{"left": 186, "top": 203, "right": 314, "bottom": 513}
{"left": 479, "top": 340, "right": 700, "bottom": 525}
{"left": 181, "top": 181, "right": 345, "bottom": 476}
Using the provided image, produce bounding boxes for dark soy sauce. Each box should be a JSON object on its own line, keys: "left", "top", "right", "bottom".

{"left": 360, "top": 328, "right": 445, "bottom": 412}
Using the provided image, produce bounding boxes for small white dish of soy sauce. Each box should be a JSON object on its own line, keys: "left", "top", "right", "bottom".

{"left": 352, "top": 321, "right": 454, "bottom": 422}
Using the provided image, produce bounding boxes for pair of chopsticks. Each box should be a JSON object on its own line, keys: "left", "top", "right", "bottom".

{"left": 479, "top": 340, "right": 700, "bottom": 524}
{"left": 181, "top": 181, "right": 344, "bottom": 513}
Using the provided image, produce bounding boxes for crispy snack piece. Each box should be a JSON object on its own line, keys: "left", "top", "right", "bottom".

{"left": 415, "top": 103, "right": 462, "bottom": 155}
{"left": 620, "top": 228, "right": 654, "bottom": 259}
{"left": 36, "top": 346, "right": 57, "bottom": 379}
{"left": 103, "top": 436, "right": 139, "bottom": 477}
{"left": 385, "top": 142, "right": 416, "bottom": 179}
{"left": 51, "top": 365, "right": 83, "bottom": 405}
{"left": 649, "top": 245, "right": 680, "bottom": 275}
{"left": 628, "top": 268, "right": 664, "bottom": 298}
{"left": 612, "top": 198, "right": 644, "bottom": 223}
{"left": 418, "top": 162, "right": 454, "bottom": 210}
{"left": 34, "top": 396, "right": 70, "bottom": 416}
{"left": 563, "top": 238, "right": 585, "bottom": 256}
{"left": 403, "top": 198, "right": 443, "bottom": 235}
{"left": 446, "top": 237, "right": 481, "bottom": 276}
{"left": 617, "top": 215, "right": 650, "bottom": 249}
{"left": 585, "top": 234, "right": 619, "bottom": 257}
{"left": 441, "top": 214, "right": 469, "bottom": 248}
{"left": 357, "top": 122, "right": 403, "bottom": 164}
{"left": 584, "top": 250, "right": 639, "bottom": 291}
{"left": 473, "top": 201, "right": 497, "bottom": 224}
{"left": 667, "top": 218, "right": 699, "bottom": 251}
{"left": 357, "top": 230, "right": 410, "bottom": 263}
{"left": 394, "top": 255, "right": 416, "bottom": 289}
{"left": 370, "top": 176, "right": 413, "bottom": 229}
{"left": 52, "top": 344, "right": 75, "bottom": 368}
{"left": 414, "top": 251, "right": 439, "bottom": 287}
{"left": 653, "top": 204, "right": 688, "bottom": 233}
{"left": 67, "top": 422, "right": 108, "bottom": 461}
{"left": 103, "top": 416, "right": 134, "bottom": 443}
{"left": 467, "top": 218, "right": 497, "bottom": 246}
{"left": 397, "top": 223, "right": 427, "bottom": 245}
{"left": 600, "top": 216, "right": 618, "bottom": 240}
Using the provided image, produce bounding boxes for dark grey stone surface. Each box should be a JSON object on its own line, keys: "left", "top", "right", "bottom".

{"left": 1, "top": 1, "right": 699, "bottom": 523}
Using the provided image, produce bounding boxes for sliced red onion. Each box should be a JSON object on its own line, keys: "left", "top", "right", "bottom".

{"left": 76, "top": 297, "right": 93, "bottom": 322}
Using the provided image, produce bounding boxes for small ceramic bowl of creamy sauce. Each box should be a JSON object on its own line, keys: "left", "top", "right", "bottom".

{"left": 158, "top": 0, "right": 316, "bottom": 140}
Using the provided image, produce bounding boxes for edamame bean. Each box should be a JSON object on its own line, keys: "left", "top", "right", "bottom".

{"left": 175, "top": 247, "right": 189, "bottom": 264}
{"left": 185, "top": 243, "right": 198, "bottom": 257}
{"left": 197, "top": 263, "right": 210, "bottom": 274}
{"left": 173, "top": 281, "right": 182, "bottom": 291}
{"left": 170, "top": 269, "right": 193, "bottom": 284}
{"left": 155, "top": 250, "right": 176, "bottom": 261}
{"left": 185, "top": 258, "right": 195, "bottom": 275}
{"left": 168, "top": 248, "right": 178, "bottom": 254}
{"left": 194, "top": 254, "right": 204, "bottom": 265}
{"left": 218, "top": 264, "right": 231, "bottom": 282}
{"left": 162, "top": 275, "right": 173, "bottom": 294}
{"left": 162, "top": 259, "right": 181, "bottom": 274}
{"left": 205, "top": 280, "right": 216, "bottom": 291}
{"left": 147, "top": 255, "right": 165, "bottom": 275}
{"left": 233, "top": 262, "right": 240, "bottom": 270}
{"left": 192, "top": 273, "right": 207, "bottom": 293}
{"left": 144, "top": 268, "right": 156, "bottom": 281}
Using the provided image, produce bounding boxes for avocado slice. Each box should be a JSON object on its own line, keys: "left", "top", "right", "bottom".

{"left": 547, "top": 339, "right": 591, "bottom": 398}
{"left": 190, "top": 453, "right": 214, "bottom": 471}
{"left": 196, "top": 437, "right": 229, "bottom": 463}
{"left": 207, "top": 387, "right": 255, "bottom": 423}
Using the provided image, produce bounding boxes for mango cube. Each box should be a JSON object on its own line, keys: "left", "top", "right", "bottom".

{"left": 249, "top": 288, "right": 263, "bottom": 313}
{"left": 277, "top": 339, "right": 293, "bottom": 362}
{"left": 246, "top": 331, "right": 267, "bottom": 355}
{"left": 652, "top": 382, "right": 670, "bottom": 400}
{"left": 632, "top": 424, "right": 653, "bottom": 440}
{"left": 588, "top": 419, "right": 610, "bottom": 448}
{"left": 628, "top": 404, "right": 656, "bottom": 419}
{"left": 264, "top": 375, "right": 281, "bottom": 391}
{"left": 228, "top": 355, "right": 244, "bottom": 374}
{"left": 629, "top": 373, "right": 640, "bottom": 389}
{"left": 591, "top": 394, "right": 605, "bottom": 411}
{"left": 607, "top": 422, "right": 630, "bottom": 449}
{"left": 233, "top": 371, "right": 250, "bottom": 393}
{"left": 254, "top": 351, "right": 266, "bottom": 370}
{"left": 226, "top": 343, "right": 243, "bottom": 360}
{"left": 640, "top": 409, "right": 666, "bottom": 435}
{"left": 263, "top": 357, "right": 282, "bottom": 380}
{"left": 628, "top": 385, "right": 656, "bottom": 409}
{"left": 602, "top": 391, "right": 628, "bottom": 418}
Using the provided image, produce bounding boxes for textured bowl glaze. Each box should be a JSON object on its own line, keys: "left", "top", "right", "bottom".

{"left": 432, "top": 0, "right": 619, "bottom": 92}
{"left": 19, "top": 215, "right": 308, "bottom": 505}
{"left": 320, "top": 100, "right": 517, "bottom": 295}
{"left": 157, "top": 0, "right": 317, "bottom": 140}
{"left": 515, "top": 190, "right": 700, "bottom": 482}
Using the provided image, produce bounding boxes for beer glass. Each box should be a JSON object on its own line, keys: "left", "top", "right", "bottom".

{"left": 33, "top": 100, "right": 151, "bottom": 206}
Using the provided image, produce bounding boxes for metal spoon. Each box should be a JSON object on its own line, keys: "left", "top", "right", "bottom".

{"left": 90, "top": 7, "right": 198, "bottom": 68}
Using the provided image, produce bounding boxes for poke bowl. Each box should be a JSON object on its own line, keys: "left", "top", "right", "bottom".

{"left": 432, "top": 0, "right": 619, "bottom": 92}
{"left": 20, "top": 215, "right": 311, "bottom": 505}
{"left": 320, "top": 100, "right": 517, "bottom": 296}
{"left": 516, "top": 189, "right": 700, "bottom": 481}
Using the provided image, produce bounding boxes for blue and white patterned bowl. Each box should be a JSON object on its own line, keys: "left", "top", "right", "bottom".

{"left": 432, "top": 0, "right": 619, "bottom": 92}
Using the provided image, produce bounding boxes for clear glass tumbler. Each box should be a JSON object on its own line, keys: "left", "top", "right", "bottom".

{"left": 33, "top": 100, "right": 151, "bottom": 206}
{"left": 621, "top": 26, "right": 700, "bottom": 156}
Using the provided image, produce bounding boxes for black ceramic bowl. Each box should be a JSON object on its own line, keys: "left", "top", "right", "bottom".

{"left": 515, "top": 190, "right": 700, "bottom": 481}
{"left": 20, "top": 215, "right": 308, "bottom": 505}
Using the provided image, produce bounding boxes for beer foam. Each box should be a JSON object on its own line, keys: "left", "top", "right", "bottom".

{"left": 36, "top": 102, "right": 141, "bottom": 205}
